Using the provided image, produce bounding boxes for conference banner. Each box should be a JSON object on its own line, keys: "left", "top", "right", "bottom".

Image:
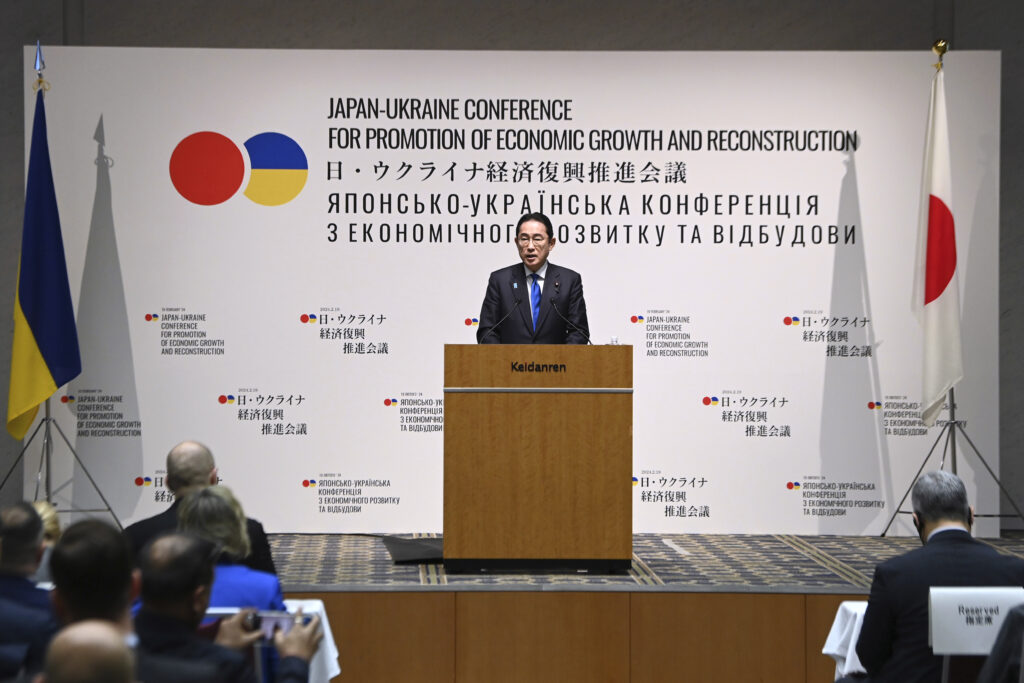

{"left": 22, "top": 47, "right": 1000, "bottom": 535}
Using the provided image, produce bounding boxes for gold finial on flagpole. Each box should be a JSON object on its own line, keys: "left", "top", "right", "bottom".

{"left": 932, "top": 39, "right": 948, "bottom": 71}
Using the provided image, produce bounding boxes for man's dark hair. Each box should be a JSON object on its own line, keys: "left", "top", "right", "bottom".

{"left": 911, "top": 470, "right": 971, "bottom": 525}
{"left": 515, "top": 212, "right": 553, "bottom": 239}
{"left": 139, "top": 533, "right": 216, "bottom": 606}
{"left": 50, "top": 519, "right": 133, "bottom": 621}
{"left": 0, "top": 501, "right": 43, "bottom": 568}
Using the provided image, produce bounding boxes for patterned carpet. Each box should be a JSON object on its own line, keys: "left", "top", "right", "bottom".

{"left": 271, "top": 532, "right": 1024, "bottom": 592}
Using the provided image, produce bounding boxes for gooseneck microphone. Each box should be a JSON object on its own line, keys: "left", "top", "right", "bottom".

{"left": 551, "top": 298, "right": 592, "bottom": 345}
{"left": 478, "top": 283, "right": 521, "bottom": 343}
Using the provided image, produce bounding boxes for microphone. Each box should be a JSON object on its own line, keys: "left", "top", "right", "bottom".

{"left": 551, "top": 298, "right": 592, "bottom": 345}
{"left": 478, "top": 284, "right": 521, "bottom": 343}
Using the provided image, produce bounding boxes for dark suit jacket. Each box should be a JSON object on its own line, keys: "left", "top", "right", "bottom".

{"left": 135, "top": 649, "right": 223, "bottom": 683}
{"left": 123, "top": 499, "right": 277, "bottom": 575}
{"left": 856, "top": 529, "right": 1024, "bottom": 683}
{"left": 0, "top": 596, "right": 57, "bottom": 678}
{"left": 477, "top": 262, "right": 589, "bottom": 344}
{"left": 0, "top": 574, "right": 53, "bottom": 615}
{"left": 977, "top": 603, "right": 1024, "bottom": 683}
{"left": 134, "top": 609, "right": 309, "bottom": 683}
{"left": 135, "top": 608, "right": 256, "bottom": 683}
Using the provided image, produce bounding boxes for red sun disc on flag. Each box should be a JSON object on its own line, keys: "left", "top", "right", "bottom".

{"left": 924, "top": 195, "right": 957, "bottom": 305}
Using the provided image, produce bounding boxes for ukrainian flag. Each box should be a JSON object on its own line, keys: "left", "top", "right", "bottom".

{"left": 6, "top": 89, "right": 81, "bottom": 439}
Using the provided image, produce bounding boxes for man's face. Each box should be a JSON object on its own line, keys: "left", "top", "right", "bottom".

{"left": 516, "top": 219, "right": 555, "bottom": 272}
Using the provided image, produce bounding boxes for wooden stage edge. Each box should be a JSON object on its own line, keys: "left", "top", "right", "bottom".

{"left": 285, "top": 588, "right": 866, "bottom": 683}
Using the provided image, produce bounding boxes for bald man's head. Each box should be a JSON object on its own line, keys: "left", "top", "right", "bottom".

{"left": 139, "top": 533, "right": 216, "bottom": 627}
{"left": 42, "top": 621, "right": 134, "bottom": 683}
{"left": 165, "top": 441, "right": 216, "bottom": 494}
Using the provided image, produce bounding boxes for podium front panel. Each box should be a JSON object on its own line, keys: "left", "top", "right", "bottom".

{"left": 443, "top": 344, "right": 632, "bottom": 567}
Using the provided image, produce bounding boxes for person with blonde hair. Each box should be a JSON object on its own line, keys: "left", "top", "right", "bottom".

{"left": 30, "top": 500, "right": 60, "bottom": 583}
{"left": 177, "top": 485, "right": 285, "bottom": 613}
{"left": 31, "top": 501, "right": 60, "bottom": 545}
{"left": 178, "top": 486, "right": 288, "bottom": 681}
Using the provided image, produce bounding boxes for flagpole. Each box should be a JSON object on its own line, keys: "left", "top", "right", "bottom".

{"left": 947, "top": 387, "right": 956, "bottom": 474}
{"left": 43, "top": 398, "right": 52, "bottom": 501}
{"left": 882, "top": 40, "right": 1024, "bottom": 534}
{"left": 930, "top": 41, "right": 958, "bottom": 483}
{"left": 1, "top": 42, "right": 122, "bottom": 529}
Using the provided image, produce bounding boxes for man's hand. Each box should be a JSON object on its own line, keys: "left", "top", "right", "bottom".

{"left": 274, "top": 610, "right": 323, "bottom": 662}
{"left": 215, "top": 609, "right": 263, "bottom": 651}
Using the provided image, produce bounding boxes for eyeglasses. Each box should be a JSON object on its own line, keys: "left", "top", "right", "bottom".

{"left": 517, "top": 235, "right": 549, "bottom": 245}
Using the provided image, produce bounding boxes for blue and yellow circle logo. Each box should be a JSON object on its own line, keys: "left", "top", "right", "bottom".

{"left": 170, "top": 131, "right": 308, "bottom": 206}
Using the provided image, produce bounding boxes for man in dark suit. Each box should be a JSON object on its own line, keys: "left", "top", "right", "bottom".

{"left": 50, "top": 518, "right": 226, "bottom": 683}
{"left": 135, "top": 533, "right": 320, "bottom": 683}
{"left": 477, "top": 212, "right": 590, "bottom": 344}
{"left": 123, "top": 440, "right": 276, "bottom": 574}
{"left": 0, "top": 501, "right": 58, "bottom": 678}
{"left": 845, "top": 470, "right": 1024, "bottom": 683}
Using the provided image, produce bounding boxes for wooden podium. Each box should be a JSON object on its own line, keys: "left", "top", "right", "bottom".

{"left": 443, "top": 344, "right": 632, "bottom": 571}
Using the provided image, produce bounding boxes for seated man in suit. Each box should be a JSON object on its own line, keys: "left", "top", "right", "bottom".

{"left": 0, "top": 501, "right": 58, "bottom": 678}
{"left": 134, "top": 533, "right": 321, "bottom": 683}
{"left": 50, "top": 518, "right": 231, "bottom": 683}
{"left": 842, "top": 470, "right": 1024, "bottom": 683}
{"left": 124, "top": 440, "right": 276, "bottom": 574}
{"left": 477, "top": 211, "right": 590, "bottom": 344}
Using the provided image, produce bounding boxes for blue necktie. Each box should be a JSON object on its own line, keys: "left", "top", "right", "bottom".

{"left": 530, "top": 273, "right": 541, "bottom": 331}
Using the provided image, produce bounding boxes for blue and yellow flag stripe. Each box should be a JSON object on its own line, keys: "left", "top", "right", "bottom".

{"left": 6, "top": 89, "right": 81, "bottom": 439}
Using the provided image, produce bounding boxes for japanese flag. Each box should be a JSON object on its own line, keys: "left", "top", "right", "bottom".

{"left": 913, "top": 67, "right": 963, "bottom": 427}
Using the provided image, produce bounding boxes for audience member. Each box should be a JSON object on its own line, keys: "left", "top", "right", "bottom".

{"left": 842, "top": 470, "right": 1024, "bottom": 683}
{"left": 0, "top": 596, "right": 54, "bottom": 680}
{"left": 124, "top": 440, "right": 276, "bottom": 573}
{"left": 0, "top": 502, "right": 52, "bottom": 611}
{"left": 178, "top": 485, "right": 286, "bottom": 612}
{"left": 37, "top": 620, "right": 134, "bottom": 683}
{"left": 49, "top": 520, "right": 135, "bottom": 629}
{"left": 178, "top": 485, "right": 288, "bottom": 681}
{"left": 0, "top": 502, "right": 58, "bottom": 678}
{"left": 135, "top": 533, "right": 318, "bottom": 683}
{"left": 29, "top": 500, "right": 60, "bottom": 583}
{"left": 30, "top": 501, "right": 60, "bottom": 545}
{"left": 49, "top": 519, "right": 222, "bottom": 682}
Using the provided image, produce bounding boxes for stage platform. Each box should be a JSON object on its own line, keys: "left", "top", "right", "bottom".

{"left": 272, "top": 532, "right": 1024, "bottom": 682}
{"left": 272, "top": 531, "right": 1024, "bottom": 592}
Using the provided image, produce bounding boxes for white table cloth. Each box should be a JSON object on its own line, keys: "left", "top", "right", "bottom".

{"left": 284, "top": 598, "right": 342, "bottom": 682}
{"left": 822, "top": 600, "right": 868, "bottom": 680}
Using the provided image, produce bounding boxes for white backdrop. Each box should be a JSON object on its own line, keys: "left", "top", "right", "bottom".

{"left": 22, "top": 47, "right": 1000, "bottom": 536}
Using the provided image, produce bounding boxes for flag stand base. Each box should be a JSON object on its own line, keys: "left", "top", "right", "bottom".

{"left": 880, "top": 387, "right": 1024, "bottom": 536}
{"left": 0, "top": 399, "right": 122, "bottom": 529}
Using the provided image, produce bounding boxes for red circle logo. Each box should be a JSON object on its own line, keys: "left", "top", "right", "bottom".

{"left": 169, "top": 132, "right": 245, "bottom": 206}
